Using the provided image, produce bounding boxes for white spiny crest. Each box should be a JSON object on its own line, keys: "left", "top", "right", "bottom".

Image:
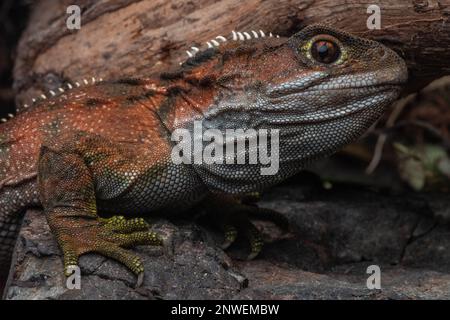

{"left": 0, "top": 76, "right": 105, "bottom": 124}
{"left": 1, "top": 113, "right": 14, "bottom": 122}
{"left": 0, "top": 75, "right": 105, "bottom": 122}
{"left": 184, "top": 29, "right": 280, "bottom": 59}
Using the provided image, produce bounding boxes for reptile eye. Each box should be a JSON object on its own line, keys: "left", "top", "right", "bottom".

{"left": 310, "top": 39, "right": 340, "bottom": 64}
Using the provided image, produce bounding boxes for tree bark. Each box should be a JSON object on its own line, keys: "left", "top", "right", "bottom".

{"left": 13, "top": 0, "right": 450, "bottom": 111}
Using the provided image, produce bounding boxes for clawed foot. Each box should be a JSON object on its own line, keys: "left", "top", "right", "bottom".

{"left": 219, "top": 220, "right": 264, "bottom": 260}
{"left": 200, "top": 196, "right": 290, "bottom": 260}
{"left": 58, "top": 215, "right": 162, "bottom": 288}
{"left": 222, "top": 206, "right": 290, "bottom": 260}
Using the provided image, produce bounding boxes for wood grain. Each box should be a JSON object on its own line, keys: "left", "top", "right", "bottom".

{"left": 14, "top": 0, "right": 450, "bottom": 111}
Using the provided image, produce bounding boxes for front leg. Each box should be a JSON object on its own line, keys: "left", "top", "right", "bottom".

{"left": 38, "top": 133, "right": 162, "bottom": 286}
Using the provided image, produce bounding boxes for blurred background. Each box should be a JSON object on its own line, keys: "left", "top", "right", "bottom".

{"left": 0, "top": 1, "right": 29, "bottom": 118}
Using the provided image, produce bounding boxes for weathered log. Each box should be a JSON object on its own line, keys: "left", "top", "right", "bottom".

{"left": 5, "top": 185, "right": 450, "bottom": 299}
{"left": 13, "top": 0, "right": 450, "bottom": 111}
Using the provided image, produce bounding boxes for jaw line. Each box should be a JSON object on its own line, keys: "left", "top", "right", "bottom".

{"left": 261, "top": 85, "right": 401, "bottom": 125}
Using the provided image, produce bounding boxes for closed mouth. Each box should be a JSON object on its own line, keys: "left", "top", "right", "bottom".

{"left": 261, "top": 87, "right": 401, "bottom": 125}
{"left": 301, "top": 82, "right": 403, "bottom": 94}
{"left": 267, "top": 80, "right": 403, "bottom": 100}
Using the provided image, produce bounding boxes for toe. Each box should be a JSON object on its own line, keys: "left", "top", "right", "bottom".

{"left": 221, "top": 224, "right": 238, "bottom": 249}
{"left": 97, "top": 245, "right": 145, "bottom": 275}
{"left": 104, "top": 216, "right": 150, "bottom": 233}
{"left": 245, "top": 223, "right": 264, "bottom": 260}
{"left": 112, "top": 231, "right": 163, "bottom": 247}
{"left": 247, "top": 207, "right": 290, "bottom": 231}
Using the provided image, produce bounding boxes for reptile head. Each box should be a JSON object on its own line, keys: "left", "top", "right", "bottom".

{"left": 179, "top": 25, "right": 407, "bottom": 192}
{"left": 201, "top": 24, "right": 407, "bottom": 152}
{"left": 262, "top": 24, "right": 408, "bottom": 122}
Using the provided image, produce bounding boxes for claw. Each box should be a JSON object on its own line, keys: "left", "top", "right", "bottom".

{"left": 221, "top": 239, "right": 234, "bottom": 250}
{"left": 246, "top": 251, "right": 260, "bottom": 261}
{"left": 64, "top": 264, "right": 79, "bottom": 277}
{"left": 135, "top": 272, "right": 144, "bottom": 288}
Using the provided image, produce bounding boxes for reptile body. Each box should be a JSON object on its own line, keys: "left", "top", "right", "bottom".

{"left": 0, "top": 25, "right": 407, "bottom": 284}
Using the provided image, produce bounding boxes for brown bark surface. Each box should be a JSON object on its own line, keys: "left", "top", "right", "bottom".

{"left": 13, "top": 0, "right": 450, "bottom": 111}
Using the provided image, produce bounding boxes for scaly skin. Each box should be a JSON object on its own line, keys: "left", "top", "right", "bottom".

{"left": 0, "top": 25, "right": 407, "bottom": 285}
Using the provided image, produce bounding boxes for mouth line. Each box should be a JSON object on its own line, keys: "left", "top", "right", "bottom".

{"left": 267, "top": 82, "right": 403, "bottom": 100}
{"left": 262, "top": 88, "right": 400, "bottom": 125}
{"left": 302, "top": 83, "right": 403, "bottom": 94}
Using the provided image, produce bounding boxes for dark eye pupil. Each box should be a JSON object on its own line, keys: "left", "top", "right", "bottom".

{"left": 318, "top": 45, "right": 328, "bottom": 54}
{"left": 311, "top": 40, "right": 340, "bottom": 64}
